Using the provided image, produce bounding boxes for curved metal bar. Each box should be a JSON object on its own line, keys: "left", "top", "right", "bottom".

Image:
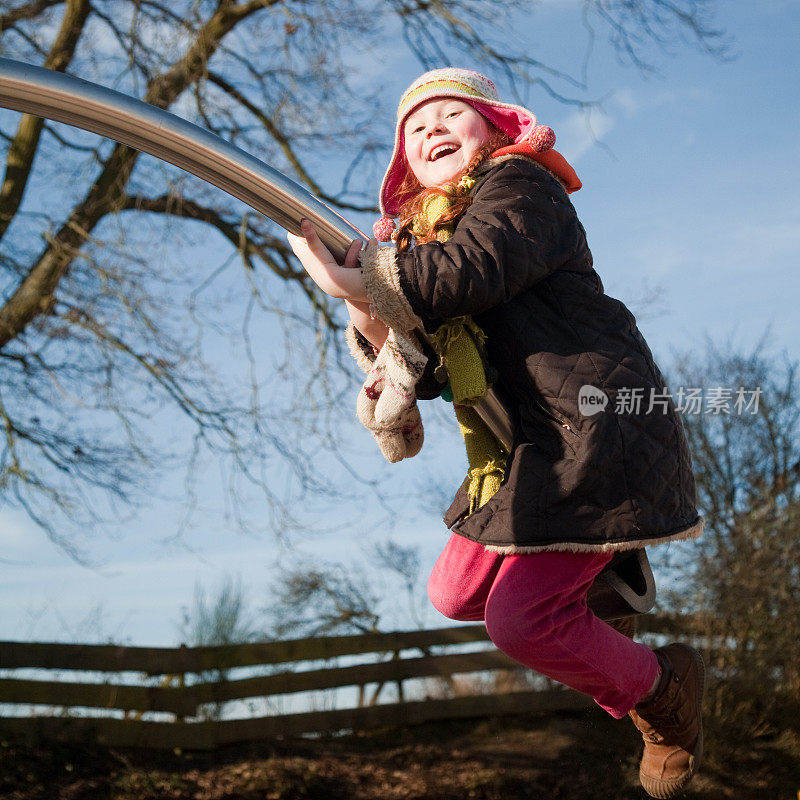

{"left": 0, "top": 57, "right": 365, "bottom": 261}
{"left": 0, "top": 57, "right": 515, "bottom": 453}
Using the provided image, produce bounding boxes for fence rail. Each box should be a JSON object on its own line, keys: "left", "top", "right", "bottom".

{"left": 0, "top": 625, "right": 493, "bottom": 673}
{"left": 0, "top": 616, "right": 683, "bottom": 750}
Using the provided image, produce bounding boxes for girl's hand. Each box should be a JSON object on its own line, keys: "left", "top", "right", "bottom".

{"left": 287, "top": 219, "right": 369, "bottom": 303}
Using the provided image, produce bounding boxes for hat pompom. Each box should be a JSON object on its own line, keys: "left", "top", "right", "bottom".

{"left": 373, "top": 216, "right": 396, "bottom": 242}
{"left": 528, "top": 125, "right": 555, "bottom": 152}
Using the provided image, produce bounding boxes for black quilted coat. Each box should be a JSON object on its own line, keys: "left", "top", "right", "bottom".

{"left": 361, "top": 154, "right": 703, "bottom": 554}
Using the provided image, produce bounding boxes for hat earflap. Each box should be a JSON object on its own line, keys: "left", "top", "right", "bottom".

{"left": 528, "top": 124, "right": 555, "bottom": 152}
{"left": 373, "top": 216, "right": 397, "bottom": 242}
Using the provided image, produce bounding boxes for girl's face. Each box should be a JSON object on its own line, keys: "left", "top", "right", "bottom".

{"left": 403, "top": 98, "right": 491, "bottom": 188}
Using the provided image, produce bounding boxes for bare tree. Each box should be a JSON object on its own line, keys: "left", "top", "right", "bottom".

{"left": 177, "top": 574, "right": 263, "bottom": 719}
{"left": 660, "top": 334, "right": 800, "bottom": 738}
{"left": 0, "top": 1, "right": 728, "bottom": 557}
{"left": 266, "top": 541, "right": 433, "bottom": 705}
{"left": 267, "top": 560, "right": 382, "bottom": 639}
{"left": 179, "top": 573, "right": 262, "bottom": 647}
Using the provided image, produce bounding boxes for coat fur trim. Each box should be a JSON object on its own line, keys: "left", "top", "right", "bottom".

{"left": 475, "top": 153, "right": 567, "bottom": 193}
{"left": 479, "top": 518, "right": 704, "bottom": 555}
{"left": 359, "top": 240, "right": 423, "bottom": 334}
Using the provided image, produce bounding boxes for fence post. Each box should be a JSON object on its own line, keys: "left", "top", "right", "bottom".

{"left": 394, "top": 649, "right": 404, "bottom": 703}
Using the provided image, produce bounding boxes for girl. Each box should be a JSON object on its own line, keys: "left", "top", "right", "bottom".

{"left": 288, "top": 68, "right": 704, "bottom": 799}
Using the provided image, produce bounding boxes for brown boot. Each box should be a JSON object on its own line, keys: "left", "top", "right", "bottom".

{"left": 629, "top": 643, "right": 705, "bottom": 799}
{"left": 607, "top": 614, "right": 637, "bottom": 639}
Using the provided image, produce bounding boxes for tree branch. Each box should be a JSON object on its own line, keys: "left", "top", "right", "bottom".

{"left": 0, "top": 0, "right": 64, "bottom": 35}
{"left": 206, "top": 71, "right": 377, "bottom": 213}
{"left": 0, "top": 0, "right": 285, "bottom": 350}
{"left": 42, "top": 121, "right": 103, "bottom": 154}
{"left": 0, "top": 0, "right": 91, "bottom": 244}
{"left": 119, "top": 192, "right": 341, "bottom": 332}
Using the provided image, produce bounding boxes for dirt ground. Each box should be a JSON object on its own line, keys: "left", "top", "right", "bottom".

{"left": 2, "top": 709, "right": 798, "bottom": 800}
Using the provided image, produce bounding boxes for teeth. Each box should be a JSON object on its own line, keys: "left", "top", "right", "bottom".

{"left": 429, "top": 144, "right": 459, "bottom": 161}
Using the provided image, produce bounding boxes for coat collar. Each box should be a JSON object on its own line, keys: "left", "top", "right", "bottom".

{"left": 475, "top": 141, "right": 582, "bottom": 193}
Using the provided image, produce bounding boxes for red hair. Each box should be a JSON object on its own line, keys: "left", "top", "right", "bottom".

{"left": 394, "top": 126, "right": 512, "bottom": 253}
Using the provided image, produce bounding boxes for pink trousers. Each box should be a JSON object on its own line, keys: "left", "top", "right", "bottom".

{"left": 427, "top": 532, "right": 660, "bottom": 718}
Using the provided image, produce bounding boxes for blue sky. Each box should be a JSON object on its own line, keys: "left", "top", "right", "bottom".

{"left": 1, "top": 2, "right": 798, "bottom": 646}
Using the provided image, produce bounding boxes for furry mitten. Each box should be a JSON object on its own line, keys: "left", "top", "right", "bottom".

{"left": 364, "top": 401, "right": 424, "bottom": 463}
{"left": 346, "top": 323, "right": 426, "bottom": 463}
{"left": 373, "top": 329, "right": 427, "bottom": 427}
{"left": 356, "top": 339, "right": 389, "bottom": 427}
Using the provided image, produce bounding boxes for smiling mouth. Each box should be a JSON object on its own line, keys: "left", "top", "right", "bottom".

{"left": 428, "top": 143, "right": 460, "bottom": 162}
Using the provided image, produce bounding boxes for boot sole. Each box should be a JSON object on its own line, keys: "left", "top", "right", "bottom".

{"left": 640, "top": 646, "right": 706, "bottom": 799}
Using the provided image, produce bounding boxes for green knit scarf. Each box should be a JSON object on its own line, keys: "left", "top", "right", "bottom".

{"left": 413, "top": 180, "right": 506, "bottom": 514}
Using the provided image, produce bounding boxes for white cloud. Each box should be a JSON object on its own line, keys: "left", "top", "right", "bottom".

{"left": 554, "top": 107, "right": 615, "bottom": 163}
{"left": 553, "top": 87, "right": 641, "bottom": 164}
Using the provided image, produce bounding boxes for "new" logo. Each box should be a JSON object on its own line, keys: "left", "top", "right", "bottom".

{"left": 578, "top": 385, "right": 609, "bottom": 416}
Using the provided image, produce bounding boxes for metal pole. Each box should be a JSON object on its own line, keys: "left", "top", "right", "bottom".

{"left": 0, "top": 57, "right": 511, "bottom": 451}
{"left": 0, "top": 57, "right": 364, "bottom": 261}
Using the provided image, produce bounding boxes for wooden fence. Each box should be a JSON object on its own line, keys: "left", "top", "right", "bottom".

{"left": 0, "top": 616, "right": 682, "bottom": 750}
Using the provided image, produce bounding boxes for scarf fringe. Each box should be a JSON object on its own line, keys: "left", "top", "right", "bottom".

{"left": 466, "top": 459, "right": 506, "bottom": 514}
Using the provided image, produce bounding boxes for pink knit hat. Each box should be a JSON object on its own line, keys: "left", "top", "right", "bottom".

{"left": 374, "top": 68, "right": 580, "bottom": 239}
